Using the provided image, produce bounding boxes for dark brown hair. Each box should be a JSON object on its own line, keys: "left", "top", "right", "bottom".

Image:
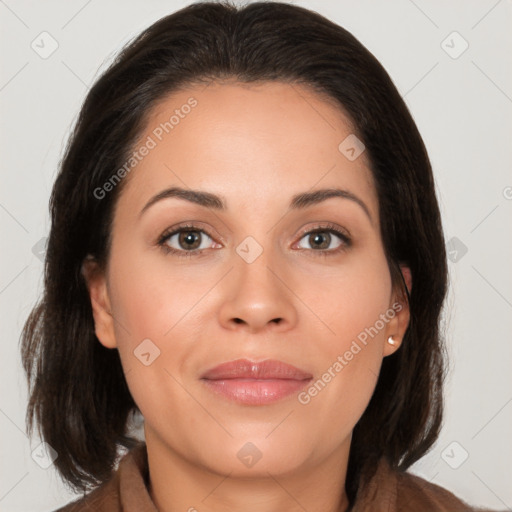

{"left": 20, "top": 1, "right": 448, "bottom": 506}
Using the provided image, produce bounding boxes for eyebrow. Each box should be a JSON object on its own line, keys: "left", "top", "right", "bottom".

{"left": 138, "top": 186, "right": 372, "bottom": 222}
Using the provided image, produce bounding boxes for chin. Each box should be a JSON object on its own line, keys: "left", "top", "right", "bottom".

{"left": 193, "top": 432, "right": 316, "bottom": 478}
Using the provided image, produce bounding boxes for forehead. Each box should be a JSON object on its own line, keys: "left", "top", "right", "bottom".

{"left": 115, "top": 80, "right": 377, "bottom": 221}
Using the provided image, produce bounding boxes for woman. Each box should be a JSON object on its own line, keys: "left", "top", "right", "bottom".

{"left": 20, "top": 1, "right": 501, "bottom": 511}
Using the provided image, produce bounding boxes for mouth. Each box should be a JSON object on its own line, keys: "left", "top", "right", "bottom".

{"left": 200, "top": 358, "right": 313, "bottom": 405}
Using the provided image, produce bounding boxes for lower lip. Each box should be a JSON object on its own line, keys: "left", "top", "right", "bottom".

{"left": 201, "top": 378, "right": 312, "bottom": 405}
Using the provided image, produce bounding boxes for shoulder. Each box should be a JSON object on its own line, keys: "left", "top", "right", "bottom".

{"left": 51, "top": 442, "right": 148, "bottom": 512}
{"left": 395, "top": 466, "right": 498, "bottom": 512}
{"left": 52, "top": 477, "right": 120, "bottom": 512}
{"left": 354, "top": 457, "right": 500, "bottom": 512}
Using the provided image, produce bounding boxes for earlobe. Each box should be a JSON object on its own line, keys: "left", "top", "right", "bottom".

{"left": 383, "top": 336, "right": 400, "bottom": 356}
{"left": 81, "top": 257, "right": 117, "bottom": 349}
{"left": 383, "top": 334, "right": 402, "bottom": 357}
{"left": 383, "top": 265, "right": 412, "bottom": 357}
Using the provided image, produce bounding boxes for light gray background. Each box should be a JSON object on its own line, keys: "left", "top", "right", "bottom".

{"left": 1, "top": 0, "right": 511, "bottom": 510}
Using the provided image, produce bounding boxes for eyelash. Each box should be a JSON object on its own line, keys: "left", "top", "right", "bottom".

{"left": 156, "top": 222, "right": 352, "bottom": 259}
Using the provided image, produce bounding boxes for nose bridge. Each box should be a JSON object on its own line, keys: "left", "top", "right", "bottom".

{"left": 218, "top": 234, "right": 298, "bottom": 332}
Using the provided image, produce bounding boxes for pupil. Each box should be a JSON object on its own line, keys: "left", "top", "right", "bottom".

{"left": 181, "top": 231, "right": 199, "bottom": 249}
{"left": 312, "top": 232, "right": 329, "bottom": 249}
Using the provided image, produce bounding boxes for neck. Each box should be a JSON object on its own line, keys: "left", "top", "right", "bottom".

{"left": 145, "top": 431, "right": 351, "bottom": 512}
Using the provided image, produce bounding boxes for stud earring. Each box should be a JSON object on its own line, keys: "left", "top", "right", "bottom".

{"left": 387, "top": 336, "right": 397, "bottom": 346}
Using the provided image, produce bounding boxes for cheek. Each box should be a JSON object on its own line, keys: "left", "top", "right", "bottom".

{"left": 297, "top": 256, "right": 391, "bottom": 419}
{"left": 108, "top": 246, "right": 209, "bottom": 346}
{"left": 314, "top": 253, "right": 392, "bottom": 343}
{"left": 105, "top": 250, "right": 197, "bottom": 401}
{"left": 298, "top": 307, "right": 387, "bottom": 447}
{"left": 107, "top": 264, "right": 195, "bottom": 429}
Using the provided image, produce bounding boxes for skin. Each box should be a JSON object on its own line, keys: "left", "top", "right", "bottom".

{"left": 83, "top": 80, "right": 411, "bottom": 512}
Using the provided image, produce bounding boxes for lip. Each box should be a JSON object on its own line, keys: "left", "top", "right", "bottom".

{"left": 200, "top": 358, "right": 313, "bottom": 405}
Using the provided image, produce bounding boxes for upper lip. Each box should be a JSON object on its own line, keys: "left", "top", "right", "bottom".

{"left": 201, "top": 358, "right": 313, "bottom": 380}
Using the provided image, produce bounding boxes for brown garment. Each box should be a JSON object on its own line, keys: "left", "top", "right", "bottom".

{"left": 54, "top": 442, "right": 499, "bottom": 512}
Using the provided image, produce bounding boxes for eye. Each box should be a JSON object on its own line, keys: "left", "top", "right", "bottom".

{"left": 157, "top": 222, "right": 352, "bottom": 259}
{"left": 294, "top": 223, "right": 352, "bottom": 256}
{"left": 157, "top": 224, "right": 218, "bottom": 258}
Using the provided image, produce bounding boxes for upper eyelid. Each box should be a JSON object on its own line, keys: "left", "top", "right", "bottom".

{"left": 159, "top": 222, "right": 221, "bottom": 243}
{"left": 296, "top": 223, "right": 351, "bottom": 239}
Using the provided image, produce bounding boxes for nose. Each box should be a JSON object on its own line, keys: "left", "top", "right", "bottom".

{"left": 217, "top": 248, "right": 298, "bottom": 334}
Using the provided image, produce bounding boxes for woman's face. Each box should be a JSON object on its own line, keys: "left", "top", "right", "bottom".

{"left": 84, "top": 80, "right": 410, "bottom": 477}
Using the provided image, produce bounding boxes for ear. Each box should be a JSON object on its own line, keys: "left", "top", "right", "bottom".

{"left": 383, "top": 264, "right": 412, "bottom": 357}
{"left": 81, "top": 256, "right": 117, "bottom": 349}
{"left": 400, "top": 265, "right": 412, "bottom": 295}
